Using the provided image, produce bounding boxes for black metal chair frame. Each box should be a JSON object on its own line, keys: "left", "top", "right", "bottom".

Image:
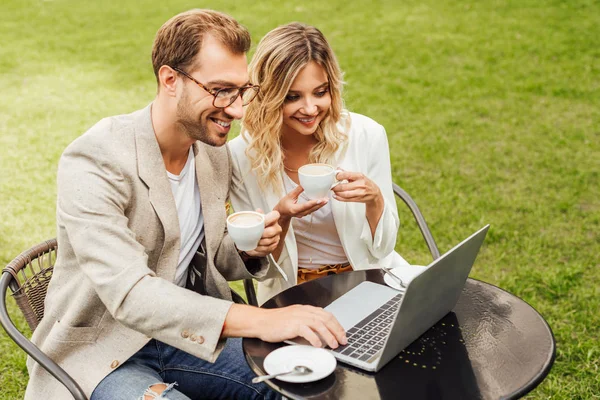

{"left": 0, "top": 239, "right": 88, "bottom": 400}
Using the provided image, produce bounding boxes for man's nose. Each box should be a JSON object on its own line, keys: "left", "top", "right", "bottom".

{"left": 224, "top": 95, "right": 244, "bottom": 120}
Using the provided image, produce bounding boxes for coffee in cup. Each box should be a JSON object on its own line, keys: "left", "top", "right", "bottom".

{"left": 227, "top": 211, "right": 265, "bottom": 251}
{"left": 298, "top": 163, "right": 339, "bottom": 199}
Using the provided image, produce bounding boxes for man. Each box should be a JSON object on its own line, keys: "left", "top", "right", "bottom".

{"left": 25, "top": 9, "right": 346, "bottom": 400}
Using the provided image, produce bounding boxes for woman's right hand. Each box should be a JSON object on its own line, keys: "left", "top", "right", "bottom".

{"left": 273, "top": 185, "right": 328, "bottom": 222}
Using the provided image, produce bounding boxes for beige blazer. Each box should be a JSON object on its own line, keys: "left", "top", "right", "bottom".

{"left": 25, "top": 104, "right": 269, "bottom": 399}
{"left": 229, "top": 112, "right": 409, "bottom": 305}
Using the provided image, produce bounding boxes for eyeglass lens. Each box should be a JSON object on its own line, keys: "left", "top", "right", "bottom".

{"left": 214, "top": 86, "right": 259, "bottom": 108}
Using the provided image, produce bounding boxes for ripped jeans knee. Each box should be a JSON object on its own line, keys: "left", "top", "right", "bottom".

{"left": 139, "top": 382, "right": 178, "bottom": 400}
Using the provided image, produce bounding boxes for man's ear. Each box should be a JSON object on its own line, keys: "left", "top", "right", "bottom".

{"left": 158, "top": 65, "right": 178, "bottom": 97}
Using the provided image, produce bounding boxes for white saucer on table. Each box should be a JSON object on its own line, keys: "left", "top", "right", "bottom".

{"left": 383, "top": 264, "right": 427, "bottom": 291}
{"left": 262, "top": 345, "right": 336, "bottom": 383}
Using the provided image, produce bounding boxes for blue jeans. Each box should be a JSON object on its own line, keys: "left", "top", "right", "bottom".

{"left": 91, "top": 338, "right": 279, "bottom": 400}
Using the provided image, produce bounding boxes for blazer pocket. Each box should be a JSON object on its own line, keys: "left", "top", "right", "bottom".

{"left": 50, "top": 320, "right": 101, "bottom": 343}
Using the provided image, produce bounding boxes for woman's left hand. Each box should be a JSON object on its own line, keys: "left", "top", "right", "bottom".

{"left": 332, "top": 170, "right": 385, "bottom": 237}
{"left": 331, "top": 170, "right": 383, "bottom": 206}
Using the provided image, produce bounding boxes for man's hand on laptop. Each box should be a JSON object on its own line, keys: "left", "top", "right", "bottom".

{"left": 224, "top": 304, "right": 347, "bottom": 349}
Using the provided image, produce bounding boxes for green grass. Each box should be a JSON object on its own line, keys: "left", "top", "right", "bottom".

{"left": 1, "top": 0, "right": 599, "bottom": 398}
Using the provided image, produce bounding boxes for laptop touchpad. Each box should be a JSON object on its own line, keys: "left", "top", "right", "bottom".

{"left": 324, "top": 281, "right": 399, "bottom": 331}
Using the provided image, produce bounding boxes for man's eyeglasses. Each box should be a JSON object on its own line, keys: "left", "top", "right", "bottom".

{"left": 172, "top": 67, "right": 260, "bottom": 109}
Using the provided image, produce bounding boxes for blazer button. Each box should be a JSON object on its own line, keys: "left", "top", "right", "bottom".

{"left": 181, "top": 330, "right": 190, "bottom": 338}
{"left": 190, "top": 334, "right": 197, "bottom": 342}
{"left": 110, "top": 360, "right": 119, "bottom": 369}
{"left": 196, "top": 335, "right": 205, "bottom": 344}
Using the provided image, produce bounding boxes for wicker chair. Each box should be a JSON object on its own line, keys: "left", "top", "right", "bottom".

{"left": 0, "top": 239, "right": 87, "bottom": 399}
{"left": 242, "top": 182, "right": 440, "bottom": 306}
{"left": 0, "top": 239, "right": 248, "bottom": 400}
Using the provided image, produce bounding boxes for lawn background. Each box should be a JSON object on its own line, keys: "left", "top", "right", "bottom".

{"left": 1, "top": 0, "right": 599, "bottom": 398}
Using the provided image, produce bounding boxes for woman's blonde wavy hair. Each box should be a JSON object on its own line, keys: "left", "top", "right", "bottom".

{"left": 242, "top": 22, "right": 349, "bottom": 194}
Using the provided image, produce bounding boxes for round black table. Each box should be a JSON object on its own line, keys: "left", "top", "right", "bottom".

{"left": 243, "top": 270, "right": 555, "bottom": 400}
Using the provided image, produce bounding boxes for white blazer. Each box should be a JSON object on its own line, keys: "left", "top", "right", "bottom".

{"left": 229, "top": 112, "right": 408, "bottom": 304}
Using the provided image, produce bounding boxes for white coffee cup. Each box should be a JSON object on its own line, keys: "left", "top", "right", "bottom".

{"left": 226, "top": 211, "right": 265, "bottom": 251}
{"left": 298, "top": 163, "right": 340, "bottom": 199}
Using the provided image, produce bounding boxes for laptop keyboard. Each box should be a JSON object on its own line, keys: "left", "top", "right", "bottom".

{"left": 332, "top": 293, "right": 404, "bottom": 362}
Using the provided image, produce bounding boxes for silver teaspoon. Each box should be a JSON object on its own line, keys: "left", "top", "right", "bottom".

{"left": 252, "top": 365, "right": 313, "bottom": 383}
{"left": 381, "top": 266, "right": 406, "bottom": 289}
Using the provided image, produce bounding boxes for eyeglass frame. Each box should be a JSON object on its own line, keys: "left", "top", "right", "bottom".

{"left": 171, "top": 66, "right": 260, "bottom": 109}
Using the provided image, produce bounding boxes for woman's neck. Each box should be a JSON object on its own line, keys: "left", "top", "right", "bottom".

{"left": 280, "top": 128, "right": 318, "bottom": 174}
{"left": 280, "top": 127, "right": 318, "bottom": 153}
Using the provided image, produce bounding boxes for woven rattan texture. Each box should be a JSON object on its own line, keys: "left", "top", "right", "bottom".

{"left": 3, "top": 239, "right": 57, "bottom": 331}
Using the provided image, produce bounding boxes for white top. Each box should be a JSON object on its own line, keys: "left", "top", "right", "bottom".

{"left": 229, "top": 112, "right": 409, "bottom": 304}
{"left": 167, "top": 147, "right": 205, "bottom": 287}
{"left": 283, "top": 173, "right": 348, "bottom": 270}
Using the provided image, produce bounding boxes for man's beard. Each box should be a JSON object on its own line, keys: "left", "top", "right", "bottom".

{"left": 175, "top": 91, "right": 223, "bottom": 147}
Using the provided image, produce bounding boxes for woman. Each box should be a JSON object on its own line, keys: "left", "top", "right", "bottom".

{"left": 229, "top": 22, "right": 409, "bottom": 304}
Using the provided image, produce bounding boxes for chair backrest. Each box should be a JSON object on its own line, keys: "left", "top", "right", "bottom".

{"left": 3, "top": 239, "right": 57, "bottom": 332}
{"left": 392, "top": 183, "right": 440, "bottom": 260}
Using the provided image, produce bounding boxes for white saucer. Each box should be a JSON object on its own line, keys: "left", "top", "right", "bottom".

{"left": 383, "top": 265, "right": 427, "bottom": 290}
{"left": 262, "top": 345, "right": 336, "bottom": 383}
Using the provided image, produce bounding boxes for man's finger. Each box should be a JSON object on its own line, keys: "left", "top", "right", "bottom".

{"left": 298, "top": 325, "right": 322, "bottom": 348}
{"left": 262, "top": 224, "right": 282, "bottom": 238}
{"left": 247, "top": 240, "right": 278, "bottom": 257}
{"left": 257, "top": 236, "right": 279, "bottom": 247}
{"left": 311, "top": 320, "right": 339, "bottom": 349}
{"left": 263, "top": 210, "right": 281, "bottom": 226}
{"left": 320, "top": 311, "right": 347, "bottom": 345}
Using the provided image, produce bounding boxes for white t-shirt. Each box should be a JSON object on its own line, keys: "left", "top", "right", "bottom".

{"left": 167, "top": 147, "right": 204, "bottom": 287}
{"left": 283, "top": 173, "right": 348, "bottom": 270}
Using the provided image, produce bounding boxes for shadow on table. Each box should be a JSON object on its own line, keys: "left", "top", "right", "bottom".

{"left": 257, "top": 272, "right": 482, "bottom": 399}
{"left": 245, "top": 312, "right": 480, "bottom": 400}
{"left": 372, "top": 312, "right": 481, "bottom": 399}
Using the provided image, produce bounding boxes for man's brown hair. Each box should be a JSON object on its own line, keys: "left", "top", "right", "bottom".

{"left": 151, "top": 9, "right": 251, "bottom": 81}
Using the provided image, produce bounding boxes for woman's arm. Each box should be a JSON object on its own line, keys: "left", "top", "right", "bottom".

{"left": 332, "top": 121, "right": 399, "bottom": 258}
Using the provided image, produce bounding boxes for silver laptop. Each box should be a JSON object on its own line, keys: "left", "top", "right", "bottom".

{"left": 323, "top": 225, "right": 489, "bottom": 372}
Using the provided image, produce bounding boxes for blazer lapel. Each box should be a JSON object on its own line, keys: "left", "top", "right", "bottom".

{"left": 193, "top": 143, "right": 224, "bottom": 254}
{"left": 135, "top": 104, "right": 180, "bottom": 280}
{"left": 194, "top": 143, "right": 234, "bottom": 297}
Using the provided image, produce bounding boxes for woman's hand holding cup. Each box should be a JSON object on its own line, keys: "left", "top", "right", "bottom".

{"left": 273, "top": 185, "right": 329, "bottom": 223}
{"left": 332, "top": 169, "right": 386, "bottom": 238}
{"left": 331, "top": 170, "right": 384, "bottom": 207}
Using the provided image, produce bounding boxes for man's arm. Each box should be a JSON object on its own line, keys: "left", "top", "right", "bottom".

{"left": 57, "top": 136, "right": 232, "bottom": 361}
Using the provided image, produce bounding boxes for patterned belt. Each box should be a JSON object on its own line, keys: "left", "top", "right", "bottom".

{"left": 297, "top": 263, "right": 353, "bottom": 284}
